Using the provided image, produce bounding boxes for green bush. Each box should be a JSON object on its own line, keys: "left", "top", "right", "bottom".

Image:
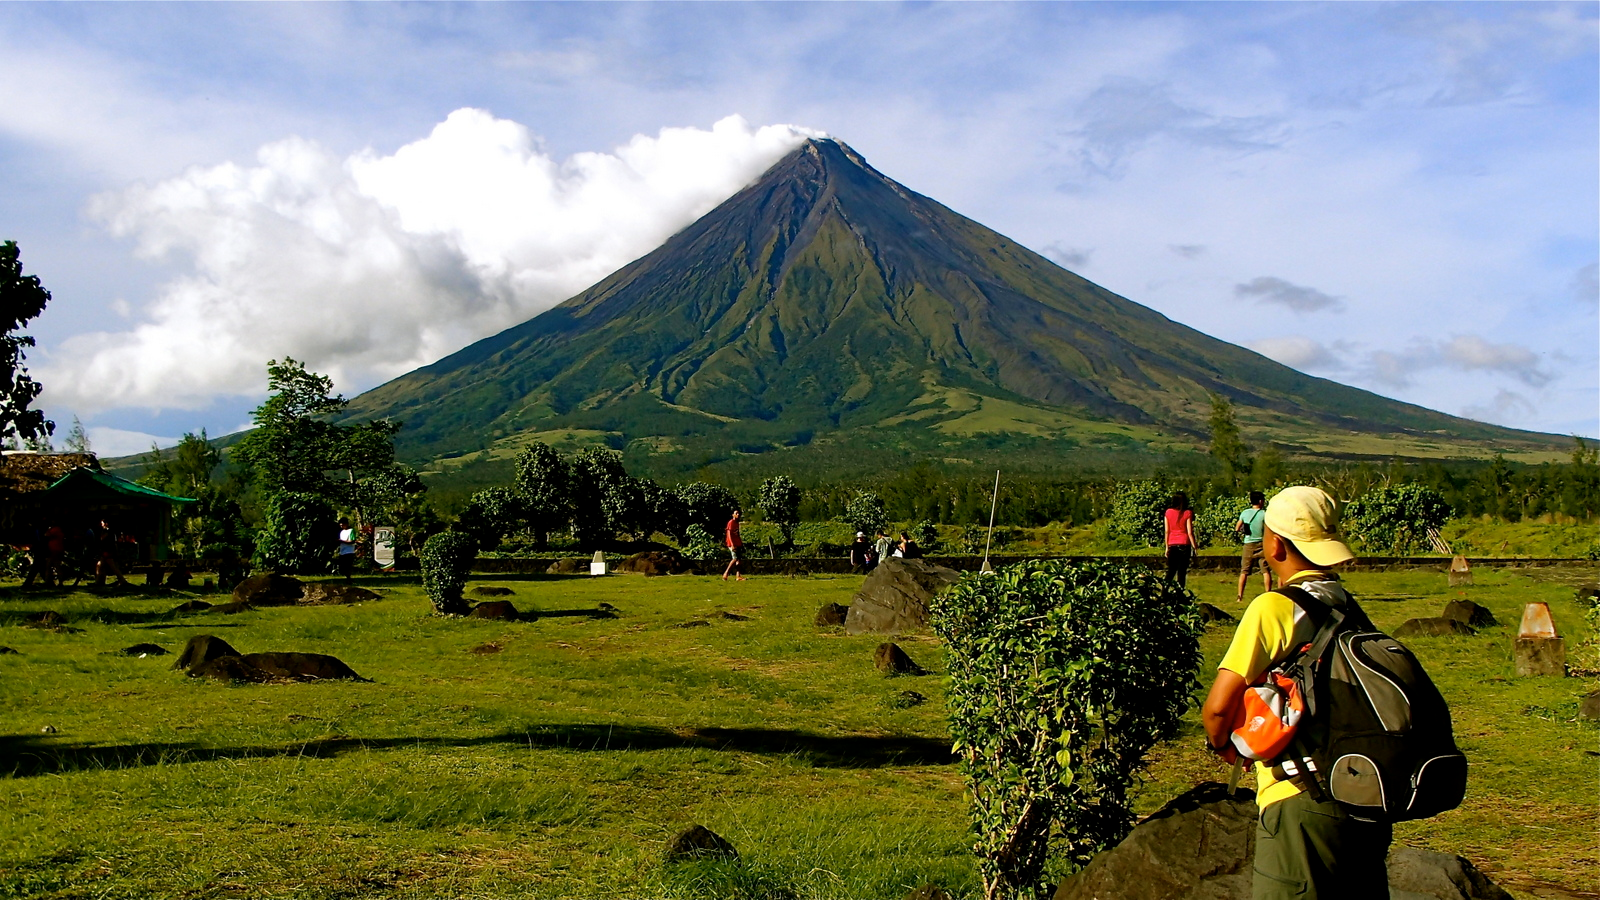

{"left": 1343, "top": 484, "right": 1451, "bottom": 554}
{"left": 252, "top": 491, "right": 336, "bottom": 574}
{"left": 1102, "top": 480, "right": 1170, "bottom": 548}
{"left": 420, "top": 529, "right": 478, "bottom": 616}
{"left": 912, "top": 519, "right": 940, "bottom": 551}
{"left": 456, "top": 487, "right": 528, "bottom": 552}
{"left": 843, "top": 491, "right": 888, "bottom": 537}
{"left": 1194, "top": 495, "right": 1247, "bottom": 549}
{"left": 931, "top": 560, "right": 1204, "bottom": 899}
{"left": 680, "top": 525, "right": 723, "bottom": 564}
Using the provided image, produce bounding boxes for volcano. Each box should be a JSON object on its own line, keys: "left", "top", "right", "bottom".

{"left": 343, "top": 139, "right": 1562, "bottom": 472}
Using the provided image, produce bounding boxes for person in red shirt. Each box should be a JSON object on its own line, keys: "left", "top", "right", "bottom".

{"left": 722, "top": 509, "right": 746, "bottom": 582}
{"left": 1163, "top": 492, "right": 1195, "bottom": 591}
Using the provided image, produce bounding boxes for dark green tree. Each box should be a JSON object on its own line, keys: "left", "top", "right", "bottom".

{"left": 758, "top": 475, "right": 802, "bottom": 547}
{"left": 513, "top": 442, "right": 571, "bottom": 547}
{"left": 253, "top": 491, "right": 337, "bottom": 574}
{"left": 0, "top": 240, "right": 54, "bottom": 446}
{"left": 455, "top": 487, "right": 528, "bottom": 552}
{"left": 844, "top": 490, "right": 889, "bottom": 537}
{"left": 139, "top": 430, "right": 249, "bottom": 560}
{"left": 677, "top": 481, "right": 739, "bottom": 538}
{"left": 1207, "top": 393, "right": 1253, "bottom": 491}
{"left": 568, "top": 447, "right": 643, "bottom": 547}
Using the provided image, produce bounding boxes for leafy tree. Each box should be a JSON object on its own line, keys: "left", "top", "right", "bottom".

{"left": 677, "top": 481, "right": 739, "bottom": 538}
{"left": 420, "top": 529, "right": 477, "bottom": 616}
{"left": 514, "top": 442, "right": 571, "bottom": 547}
{"left": 139, "top": 430, "right": 250, "bottom": 559}
{"left": 355, "top": 462, "right": 436, "bottom": 555}
{"left": 911, "top": 519, "right": 940, "bottom": 550}
{"left": 679, "top": 524, "right": 723, "bottom": 563}
{"left": 455, "top": 487, "right": 528, "bottom": 552}
{"left": 637, "top": 477, "right": 688, "bottom": 540}
{"left": 758, "top": 475, "right": 802, "bottom": 546}
{"left": 1342, "top": 484, "right": 1451, "bottom": 554}
{"left": 568, "top": 447, "right": 643, "bottom": 547}
{"left": 253, "top": 491, "right": 337, "bottom": 574}
{"left": 843, "top": 490, "right": 888, "bottom": 537}
{"left": 1207, "top": 393, "right": 1253, "bottom": 491}
{"left": 61, "top": 416, "right": 90, "bottom": 453}
{"left": 932, "top": 560, "right": 1203, "bottom": 900}
{"left": 233, "top": 358, "right": 400, "bottom": 503}
{"left": 0, "top": 240, "right": 53, "bottom": 445}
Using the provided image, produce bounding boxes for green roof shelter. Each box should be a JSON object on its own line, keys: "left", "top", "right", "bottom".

{"left": 40, "top": 467, "right": 197, "bottom": 561}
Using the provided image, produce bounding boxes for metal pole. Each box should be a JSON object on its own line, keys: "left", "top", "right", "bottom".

{"left": 981, "top": 469, "right": 1000, "bottom": 574}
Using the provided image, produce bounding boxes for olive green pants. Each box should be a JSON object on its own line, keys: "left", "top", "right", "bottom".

{"left": 1254, "top": 793, "right": 1392, "bottom": 899}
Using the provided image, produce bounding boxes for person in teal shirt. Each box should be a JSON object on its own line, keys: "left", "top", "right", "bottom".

{"left": 1235, "top": 491, "right": 1272, "bottom": 601}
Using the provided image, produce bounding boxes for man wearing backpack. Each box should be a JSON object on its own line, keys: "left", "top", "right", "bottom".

{"left": 1201, "top": 486, "right": 1392, "bottom": 899}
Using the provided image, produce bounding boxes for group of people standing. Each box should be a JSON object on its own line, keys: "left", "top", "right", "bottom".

{"left": 848, "top": 529, "right": 921, "bottom": 573}
{"left": 1161, "top": 491, "right": 1275, "bottom": 598}
{"left": 19, "top": 519, "right": 131, "bottom": 588}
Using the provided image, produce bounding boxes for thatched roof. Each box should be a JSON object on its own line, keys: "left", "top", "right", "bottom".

{"left": 0, "top": 452, "right": 101, "bottom": 497}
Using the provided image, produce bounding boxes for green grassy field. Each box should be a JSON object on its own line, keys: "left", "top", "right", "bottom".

{"left": 1, "top": 564, "right": 1595, "bottom": 900}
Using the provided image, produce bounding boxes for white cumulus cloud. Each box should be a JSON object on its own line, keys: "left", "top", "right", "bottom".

{"left": 1248, "top": 336, "right": 1348, "bottom": 372}
{"left": 39, "top": 110, "right": 821, "bottom": 413}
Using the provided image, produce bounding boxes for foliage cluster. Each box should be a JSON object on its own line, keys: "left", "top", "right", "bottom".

{"left": 251, "top": 492, "right": 337, "bottom": 575}
{"left": 0, "top": 240, "right": 53, "bottom": 446}
{"left": 932, "top": 560, "right": 1204, "bottom": 899}
{"left": 419, "top": 529, "right": 478, "bottom": 615}
{"left": 1341, "top": 484, "right": 1452, "bottom": 554}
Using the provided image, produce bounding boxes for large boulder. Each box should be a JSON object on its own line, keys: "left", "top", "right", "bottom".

{"left": 613, "top": 551, "right": 692, "bottom": 576}
{"left": 1579, "top": 689, "right": 1600, "bottom": 723}
{"left": 1395, "top": 617, "right": 1476, "bottom": 638}
{"left": 1441, "top": 600, "right": 1497, "bottom": 630}
{"left": 299, "top": 583, "right": 381, "bottom": 605}
{"left": 188, "top": 652, "right": 365, "bottom": 683}
{"left": 171, "top": 634, "right": 242, "bottom": 671}
{"left": 1053, "top": 782, "right": 1515, "bottom": 900}
{"left": 844, "top": 557, "right": 961, "bottom": 635}
{"left": 232, "top": 573, "right": 305, "bottom": 607}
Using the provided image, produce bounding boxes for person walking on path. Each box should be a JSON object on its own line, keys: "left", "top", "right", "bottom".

{"left": 1235, "top": 491, "right": 1273, "bottom": 601}
{"left": 722, "top": 509, "right": 746, "bottom": 581}
{"left": 336, "top": 518, "right": 358, "bottom": 582}
{"left": 1163, "top": 492, "right": 1195, "bottom": 591}
{"left": 1201, "top": 486, "right": 1392, "bottom": 900}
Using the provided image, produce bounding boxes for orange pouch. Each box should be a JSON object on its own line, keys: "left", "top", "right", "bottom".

{"left": 1228, "top": 672, "right": 1304, "bottom": 761}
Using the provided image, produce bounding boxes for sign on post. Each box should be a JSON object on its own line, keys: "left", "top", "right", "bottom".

{"left": 373, "top": 526, "right": 397, "bottom": 570}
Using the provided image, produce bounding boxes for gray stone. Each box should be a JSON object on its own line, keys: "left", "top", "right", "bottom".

{"left": 171, "top": 634, "right": 242, "bottom": 671}
{"left": 300, "top": 583, "right": 381, "bottom": 605}
{"left": 664, "top": 824, "right": 737, "bottom": 862}
{"left": 874, "top": 642, "right": 926, "bottom": 676}
{"left": 188, "top": 652, "right": 365, "bottom": 683}
{"left": 1579, "top": 689, "right": 1600, "bottom": 723}
{"left": 814, "top": 602, "right": 849, "bottom": 627}
{"left": 844, "top": 557, "right": 961, "bottom": 635}
{"left": 0, "top": 646, "right": 16, "bottom": 655}
{"left": 1388, "top": 847, "right": 1514, "bottom": 900}
{"left": 468, "top": 600, "right": 518, "bottom": 621}
{"left": 613, "top": 551, "right": 692, "bottom": 576}
{"left": 232, "top": 573, "right": 305, "bottom": 607}
{"left": 1054, "top": 783, "right": 1517, "bottom": 900}
{"left": 1441, "top": 600, "right": 1497, "bottom": 630}
{"left": 116, "top": 643, "right": 168, "bottom": 657}
{"left": 1513, "top": 637, "right": 1566, "bottom": 677}
{"left": 1395, "top": 617, "right": 1476, "bottom": 638}
{"left": 545, "top": 558, "right": 586, "bottom": 575}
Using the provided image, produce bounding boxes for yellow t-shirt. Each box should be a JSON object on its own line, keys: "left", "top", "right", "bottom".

{"left": 1218, "top": 571, "right": 1342, "bottom": 808}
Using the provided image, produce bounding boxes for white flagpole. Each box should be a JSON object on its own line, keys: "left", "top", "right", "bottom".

{"left": 981, "top": 469, "right": 1000, "bottom": 574}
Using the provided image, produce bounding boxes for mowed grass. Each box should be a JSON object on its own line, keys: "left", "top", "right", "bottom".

{"left": 0, "top": 563, "right": 1595, "bottom": 899}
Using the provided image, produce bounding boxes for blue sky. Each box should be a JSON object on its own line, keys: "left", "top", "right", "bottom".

{"left": 1, "top": 2, "right": 1595, "bottom": 455}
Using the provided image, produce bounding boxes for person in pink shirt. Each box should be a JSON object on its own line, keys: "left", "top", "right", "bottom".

{"left": 1163, "top": 492, "right": 1195, "bottom": 590}
{"left": 722, "top": 509, "right": 746, "bottom": 582}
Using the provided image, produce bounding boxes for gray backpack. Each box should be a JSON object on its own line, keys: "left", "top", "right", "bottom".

{"left": 1268, "top": 584, "right": 1468, "bottom": 823}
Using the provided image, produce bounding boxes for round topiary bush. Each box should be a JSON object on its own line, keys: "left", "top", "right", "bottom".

{"left": 420, "top": 529, "right": 478, "bottom": 616}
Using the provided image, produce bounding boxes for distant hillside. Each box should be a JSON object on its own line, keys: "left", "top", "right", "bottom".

{"left": 340, "top": 138, "right": 1567, "bottom": 481}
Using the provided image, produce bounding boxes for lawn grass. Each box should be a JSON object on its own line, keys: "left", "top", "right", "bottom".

{"left": 1, "top": 563, "right": 1595, "bottom": 899}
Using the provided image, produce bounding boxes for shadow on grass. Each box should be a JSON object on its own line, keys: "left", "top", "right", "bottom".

{"left": 525, "top": 607, "right": 619, "bottom": 620}
{"left": 1, "top": 723, "right": 952, "bottom": 778}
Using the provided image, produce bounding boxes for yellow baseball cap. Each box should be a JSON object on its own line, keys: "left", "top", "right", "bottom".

{"left": 1264, "top": 486, "right": 1356, "bottom": 567}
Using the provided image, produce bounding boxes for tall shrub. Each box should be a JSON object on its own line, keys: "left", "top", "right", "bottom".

{"left": 1102, "top": 480, "right": 1170, "bottom": 548}
{"left": 420, "top": 530, "right": 477, "bottom": 616}
{"left": 932, "top": 560, "right": 1204, "bottom": 900}
{"left": 758, "top": 475, "right": 802, "bottom": 546}
{"left": 1342, "top": 484, "right": 1451, "bottom": 554}
{"left": 253, "top": 491, "right": 336, "bottom": 574}
{"left": 844, "top": 490, "right": 888, "bottom": 537}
